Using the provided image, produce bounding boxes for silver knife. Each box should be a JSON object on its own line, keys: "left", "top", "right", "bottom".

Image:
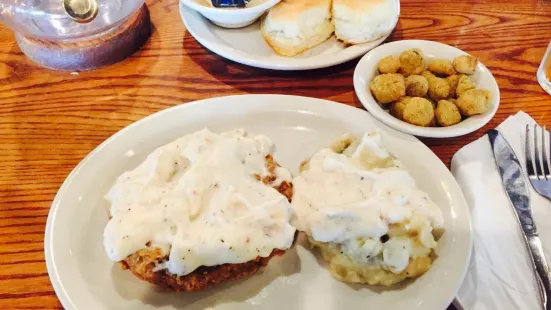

{"left": 488, "top": 129, "right": 551, "bottom": 310}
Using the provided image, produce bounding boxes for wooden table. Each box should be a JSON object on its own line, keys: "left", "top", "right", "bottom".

{"left": 1, "top": 0, "right": 550, "bottom": 308}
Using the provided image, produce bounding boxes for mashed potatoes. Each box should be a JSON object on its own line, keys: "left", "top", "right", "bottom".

{"left": 292, "top": 132, "right": 444, "bottom": 286}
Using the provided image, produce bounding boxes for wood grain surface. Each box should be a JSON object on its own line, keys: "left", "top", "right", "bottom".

{"left": 1, "top": 0, "right": 550, "bottom": 309}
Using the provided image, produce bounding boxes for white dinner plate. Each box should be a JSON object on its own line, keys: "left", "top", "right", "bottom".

{"left": 179, "top": 2, "right": 398, "bottom": 70}
{"left": 45, "top": 94, "right": 472, "bottom": 310}
{"left": 354, "top": 40, "right": 500, "bottom": 138}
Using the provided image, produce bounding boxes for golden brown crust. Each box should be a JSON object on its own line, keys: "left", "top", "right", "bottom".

{"left": 260, "top": 19, "right": 299, "bottom": 57}
{"left": 116, "top": 154, "right": 294, "bottom": 292}
{"left": 122, "top": 248, "right": 286, "bottom": 292}
{"left": 260, "top": 22, "right": 332, "bottom": 57}
{"left": 260, "top": 3, "right": 334, "bottom": 58}
{"left": 369, "top": 73, "right": 406, "bottom": 104}
{"left": 274, "top": 180, "right": 294, "bottom": 202}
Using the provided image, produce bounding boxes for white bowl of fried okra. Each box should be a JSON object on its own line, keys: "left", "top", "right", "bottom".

{"left": 353, "top": 40, "right": 500, "bottom": 138}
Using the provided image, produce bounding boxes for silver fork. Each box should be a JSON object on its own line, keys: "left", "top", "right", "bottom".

{"left": 525, "top": 124, "right": 551, "bottom": 310}
{"left": 526, "top": 124, "right": 551, "bottom": 201}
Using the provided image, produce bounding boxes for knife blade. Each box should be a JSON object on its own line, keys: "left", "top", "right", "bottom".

{"left": 488, "top": 129, "right": 551, "bottom": 310}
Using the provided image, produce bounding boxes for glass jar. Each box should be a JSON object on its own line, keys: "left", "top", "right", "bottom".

{"left": 537, "top": 41, "right": 551, "bottom": 95}
{"left": 0, "top": 0, "right": 145, "bottom": 41}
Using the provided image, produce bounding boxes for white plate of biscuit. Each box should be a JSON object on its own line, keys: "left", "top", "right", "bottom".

{"left": 45, "top": 94, "right": 472, "bottom": 310}
{"left": 180, "top": 0, "right": 400, "bottom": 70}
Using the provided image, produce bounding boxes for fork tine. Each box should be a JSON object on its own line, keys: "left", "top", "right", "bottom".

{"left": 543, "top": 125, "right": 551, "bottom": 180}
{"left": 534, "top": 124, "right": 544, "bottom": 180}
{"left": 526, "top": 125, "right": 536, "bottom": 178}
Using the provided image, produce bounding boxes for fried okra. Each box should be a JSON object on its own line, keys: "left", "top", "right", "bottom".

{"left": 370, "top": 73, "right": 406, "bottom": 104}
{"left": 456, "top": 75, "right": 476, "bottom": 97}
{"left": 402, "top": 97, "right": 435, "bottom": 127}
{"left": 405, "top": 75, "right": 429, "bottom": 97}
{"left": 456, "top": 89, "right": 491, "bottom": 116}
{"left": 427, "top": 76, "right": 451, "bottom": 101}
{"left": 428, "top": 59, "right": 457, "bottom": 76}
{"left": 390, "top": 96, "right": 412, "bottom": 120}
{"left": 445, "top": 75, "right": 460, "bottom": 98}
{"left": 399, "top": 49, "right": 425, "bottom": 77}
{"left": 453, "top": 55, "right": 478, "bottom": 74}
{"left": 378, "top": 55, "right": 401, "bottom": 74}
{"left": 435, "top": 100, "right": 462, "bottom": 127}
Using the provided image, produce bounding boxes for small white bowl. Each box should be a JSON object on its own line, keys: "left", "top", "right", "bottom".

{"left": 181, "top": 0, "right": 280, "bottom": 29}
{"left": 354, "top": 40, "right": 500, "bottom": 138}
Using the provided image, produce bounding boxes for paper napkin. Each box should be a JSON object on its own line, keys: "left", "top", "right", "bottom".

{"left": 451, "top": 111, "right": 551, "bottom": 310}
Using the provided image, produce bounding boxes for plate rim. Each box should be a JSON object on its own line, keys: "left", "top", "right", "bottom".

{"left": 179, "top": 3, "right": 398, "bottom": 71}
{"left": 353, "top": 39, "right": 501, "bottom": 138}
{"left": 45, "top": 94, "right": 473, "bottom": 310}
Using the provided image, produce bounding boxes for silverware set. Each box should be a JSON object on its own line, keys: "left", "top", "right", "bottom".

{"left": 489, "top": 125, "right": 551, "bottom": 310}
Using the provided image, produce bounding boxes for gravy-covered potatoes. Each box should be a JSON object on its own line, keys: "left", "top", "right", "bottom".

{"left": 369, "top": 49, "right": 492, "bottom": 128}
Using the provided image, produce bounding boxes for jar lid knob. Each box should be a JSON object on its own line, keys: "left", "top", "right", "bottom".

{"left": 63, "top": 0, "right": 98, "bottom": 23}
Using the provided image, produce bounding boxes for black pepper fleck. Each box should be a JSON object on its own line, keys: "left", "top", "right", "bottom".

{"left": 380, "top": 234, "right": 390, "bottom": 243}
{"left": 361, "top": 177, "right": 364, "bottom": 180}
{"left": 221, "top": 239, "right": 225, "bottom": 243}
